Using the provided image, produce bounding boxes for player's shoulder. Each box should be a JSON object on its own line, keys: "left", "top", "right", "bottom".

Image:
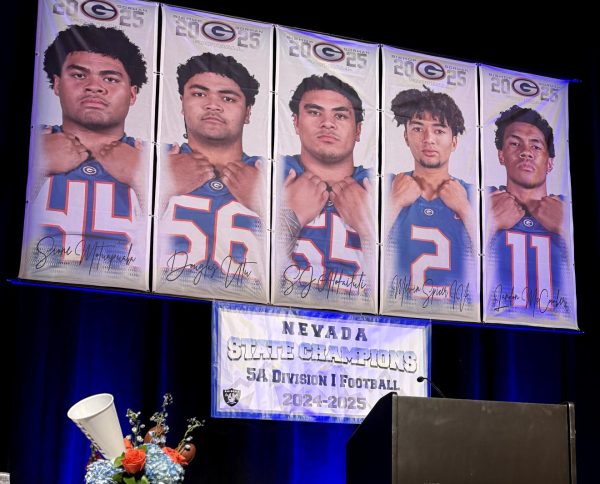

{"left": 281, "top": 154, "right": 303, "bottom": 175}
{"left": 242, "top": 153, "right": 265, "bottom": 167}
{"left": 353, "top": 164, "right": 374, "bottom": 183}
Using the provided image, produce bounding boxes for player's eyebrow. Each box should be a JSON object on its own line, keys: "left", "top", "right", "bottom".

{"left": 188, "top": 84, "right": 241, "bottom": 98}
{"left": 65, "top": 64, "right": 124, "bottom": 78}
{"left": 302, "top": 103, "right": 350, "bottom": 113}
{"left": 409, "top": 116, "right": 448, "bottom": 128}
{"left": 507, "top": 133, "right": 545, "bottom": 145}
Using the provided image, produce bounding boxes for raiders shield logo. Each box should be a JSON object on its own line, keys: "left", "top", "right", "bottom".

{"left": 223, "top": 388, "right": 241, "bottom": 406}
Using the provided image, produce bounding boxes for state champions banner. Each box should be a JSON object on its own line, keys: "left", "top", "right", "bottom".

{"left": 153, "top": 6, "right": 273, "bottom": 303}
{"left": 380, "top": 46, "right": 480, "bottom": 322}
{"left": 19, "top": 0, "right": 158, "bottom": 291}
{"left": 272, "top": 27, "right": 379, "bottom": 314}
{"left": 212, "top": 302, "right": 429, "bottom": 423}
{"left": 480, "top": 66, "right": 578, "bottom": 329}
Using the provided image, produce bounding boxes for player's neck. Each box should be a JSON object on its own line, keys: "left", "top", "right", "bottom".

{"left": 506, "top": 181, "right": 547, "bottom": 205}
{"left": 62, "top": 121, "right": 125, "bottom": 153}
{"left": 187, "top": 137, "right": 243, "bottom": 169}
{"left": 413, "top": 164, "right": 450, "bottom": 200}
{"left": 299, "top": 152, "right": 355, "bottom": 184}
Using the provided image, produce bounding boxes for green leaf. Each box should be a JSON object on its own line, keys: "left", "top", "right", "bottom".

{"left": 122, "top": 476, "right": 136, "bottom": 484}
{"left": 112, "top": 473, "right": 124, "bottom": 483}
{"left": 114, "top": 455, "right": 124, "bottom": 467}
{"left": 140, "top": 477, "right": 150, "bottom": 484}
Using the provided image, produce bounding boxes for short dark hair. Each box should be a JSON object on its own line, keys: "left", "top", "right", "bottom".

{"left": 43, "top": 24, "right": 148, "bottom": 90}
{"left": 391, "top": 88, "right": 465, "bottom": 136}
{"left": 494, "top": 105, "right": 555, "bottom": 157}
{"left": 176, "top": 52, "right": 260, "bottom": 106}
{"left": 289, "top": 73, "right": 364, "bottom": 123}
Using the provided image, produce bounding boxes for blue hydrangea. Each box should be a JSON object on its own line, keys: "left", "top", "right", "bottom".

{"left": 85, "top": 460, "right": 118, "bottom": 484}
{"left": 144, "top": 444, "right": 185, "bottom": 483}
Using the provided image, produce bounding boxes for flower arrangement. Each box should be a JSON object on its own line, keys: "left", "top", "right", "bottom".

{"left": 85, "top": 394, "right": 203, "bottom": 484}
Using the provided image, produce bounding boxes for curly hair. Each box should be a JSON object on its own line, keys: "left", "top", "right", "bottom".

{"left": 391, "top": 88, "right": 465, "bottom": 136}
{"left": 43, "top": 24, "right": 147, "bottom": 90}
{"left": 176, "top": 52, "right": 260, "bottom": 106}
{"left": 494, "top": 105, "right": 555, "bottom": 157}
{"left": 289, "top": 73, "right": 364, "bottom": 123}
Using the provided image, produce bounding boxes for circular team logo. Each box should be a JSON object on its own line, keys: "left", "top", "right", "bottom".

{"left": 416, "top": 60, "right": 446, "bottom": 80}
{"left": 512, "top": 78, "right": 540, "bottom": 97}
{"left": 210, "top": 180, "right": 224, "bottom": 191}
{"left": 81, "top": 0, "right": 118, "bottom": 21}
{"left": 523, "top": 218, "right": 534, "bottom": 227}
{"left": 202, "top": 21, "right": 236, "bottom": 42}
{"left": 327, "top": 200, "right": 334, "bottom": 207}
{"left": 313, "top": 43, "right": 345, "bottom": 62}
{"left": 82, "top": 165, "right": 98, "bottom": 176}
{"left": 423, "top": 208, "right": 435, "bottom": 216}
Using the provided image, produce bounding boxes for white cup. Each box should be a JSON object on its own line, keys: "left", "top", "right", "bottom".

{"left": 67, "top": 393, "right": 125, "bottom": 460}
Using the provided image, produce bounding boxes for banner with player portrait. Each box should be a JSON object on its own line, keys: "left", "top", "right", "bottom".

{"left": 380, "top": 46, "right": 480, "bottom": 322}
{"left": 19, "top": 0, "right": 158, "bottom": 291}
{"left": 272, "top": 27, "right": 379, "bottom": 314}
{"left": 480, "top": 66, "right": 577, "bottom": 329}
{"left": 212, "top": 302, "right": 429, "bottom": 423}
{"left": 152, "top": 6, "right": 273, "bottom": 303}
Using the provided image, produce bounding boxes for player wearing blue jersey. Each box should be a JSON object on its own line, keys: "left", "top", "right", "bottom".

{"left": 277, "top": 74, "right": 375, "bottom": 303}
{"left": 157, "top": 53, "right": 267, "bottom": 297}
{"left": 23, "top": 25, "right": 149, "bottom": 279}
{"left": 385, "top": 88, "right": 476, "bottom": 312}
{"left": 487, "top": 105, "right": 571, "bottom": 319}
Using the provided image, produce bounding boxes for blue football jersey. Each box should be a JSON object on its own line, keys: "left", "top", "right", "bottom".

{"left": 29, "top": 126, "right": 141, "bottom": 271}
{"left": 385, "top": 172, "right": 476, "bottom": 311}
{"left": 486, "top": 189, "right": 573, "bottom": 321}
{"left": 159, "top": 144, "right": 266, "bottom": 293}
{"left": 277, "top": 155, "right": 373, "bottom": 299}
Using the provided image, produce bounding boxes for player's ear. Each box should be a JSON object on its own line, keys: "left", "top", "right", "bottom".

{"left": 355, "top": 122, "right": 362, "bottom": 142}
{"left": 244, "top": 105, "right": 252, "bottom": 125}
{"left": 451, "top": 135, "right": 458, "bottom": 152}
{"left": 498, "top": 149, "right": 505, "bottom": 165}
{"left": 547, "top": 157, "right": 554, "bottom": 174}
{"left": 129, "top": 85, "right": 138, "bottom": 106}
{"left": 52, "top": 75, "right": 61, "bottom": 96}
{"left": 292, "top": 113, "right": 299, "bottom": 135}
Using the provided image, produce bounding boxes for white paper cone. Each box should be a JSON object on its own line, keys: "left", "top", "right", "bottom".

{"left": 67, "top": 393, "right": 125, "bottom": 460}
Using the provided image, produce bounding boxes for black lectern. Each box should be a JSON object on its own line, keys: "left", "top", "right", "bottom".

{"left": 347, "top": 393, "right": 576, "bottom": 484}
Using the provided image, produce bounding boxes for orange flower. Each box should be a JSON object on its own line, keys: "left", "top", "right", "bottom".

{"left": 124, "top": 438, "right": 133, "bottom": 450}
{"left": 122, "top": 448, "right": 146, "bottom": 474}
{"left": 163, "top": 447, "right": 187, "bottom": 466}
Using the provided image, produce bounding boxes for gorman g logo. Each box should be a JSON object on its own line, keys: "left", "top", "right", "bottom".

{"left": 416, "top": 60, "right": 445, "bottom": 80}
{"left": 81, "top": 0, "right": 118, "bottom": 21}
{"left": 313, "top": 43, "right": 345, "bottom": 62}
{"left": 512, "top": 78, "right": 540, "bottom": 97}
{"left": 202, "top": 21, "right": 236, "bottom": 42}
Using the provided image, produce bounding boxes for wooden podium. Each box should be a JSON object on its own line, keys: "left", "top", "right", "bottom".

{"left": 347, "top": 393, "right": 576, "bottom": 484}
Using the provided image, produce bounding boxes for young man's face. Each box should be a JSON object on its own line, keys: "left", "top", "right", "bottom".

{"left": 181, "top": 72, "right": 250, "bottom": 145}
{"left": 404, "top": 111, "right": 457, "bottom": 169}
{"left": 499, "top": 121, "right": 553, "bottom": 189}
{"left": 53, "top": 51, "right": 137, "bottom": 131}
{"left": 293, "top": 89, "right": 361, "bottom": 165}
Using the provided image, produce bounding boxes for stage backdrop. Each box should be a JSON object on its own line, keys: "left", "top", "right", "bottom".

{"left": 380, "top": 46, "right": 480, "bottom": 322}
{"left": 212, "top": 302, "right": 429, "bottom": 423}
{"left": 480, "top": 65, "right": 578, "bottom": 329}
{"left": 19, "top": 0, "right": 158, "bottom": 290}
{"left": 153, "top": 5, "right": 273, "bottom": 303}
{"left": 271, "top": 26, "right": 379, "bottom": 314}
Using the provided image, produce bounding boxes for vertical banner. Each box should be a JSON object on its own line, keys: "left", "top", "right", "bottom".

{"left": 380, "top": 47, "right": 480, "bottom": 322}
{"left": 212, "top": 302, "right": 429, "bottom": 423}
{"left": 480, "top": 66, "right": 577, "bottom": 329}
{"left": 19, "top": 0, "right": 158, "bottom": 290}
{"left": 153, "top": 6, "right": 273, "bottom": 303}
{"left": 272, "top": 27, "right": 379, "bottom": 314}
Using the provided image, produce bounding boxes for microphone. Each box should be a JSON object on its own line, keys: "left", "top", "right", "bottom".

{"left": 417, "top": 376, "right": 447, "bottom": 398}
